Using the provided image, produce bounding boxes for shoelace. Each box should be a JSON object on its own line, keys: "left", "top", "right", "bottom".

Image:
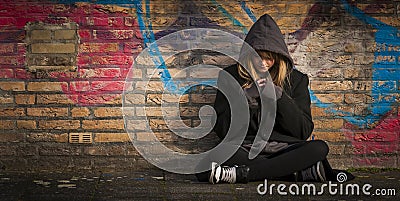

{"left": 220, "top": 166, "right": 236, "bottom": 183}
{"left": 301, "top": 166, "right": 317, "bottom": 181}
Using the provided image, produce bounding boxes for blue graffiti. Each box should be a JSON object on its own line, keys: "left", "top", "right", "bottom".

{"left": 240, "top": 1, "right": 257, "bottom": 23}
{"left": 56, "top": 0, "right": 136, "bottom": 5}
{"left": 213, "top": 0, "right": 399, "bottom": 128}
{"left": 211, "top": 0, "right": 248, "bottom": 34}
{"left": 53, "top": 0, "right": 398, "bottom": 128}
{"left": 56, "top": 0, "right": 215, "bottom": 94}
{"left": 331, "top": 0, "right": 398, "bottom": 127}
{"left": 203, "top": 0, "right": 399, "bottom": 128}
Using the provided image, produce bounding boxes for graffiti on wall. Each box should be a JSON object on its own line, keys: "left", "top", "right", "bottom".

{"left": 1, "top": 0, "right": 399, "bottom": 164}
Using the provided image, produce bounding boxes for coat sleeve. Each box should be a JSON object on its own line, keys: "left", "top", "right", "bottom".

{"left": 212, "top": 71, "right": 231, "bottom": 140}
{"left": 274, "top": 74, "right": 314, "bottom": 140}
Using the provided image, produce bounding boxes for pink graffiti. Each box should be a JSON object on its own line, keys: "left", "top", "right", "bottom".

{"left": 1, "top": 1, "right": 398, "bottom": 163}
{"left": 343, "top": 112, "right": 399, "bottom": 165}
{"left": 0, "top": 1, "right": 142, "bottom": 105}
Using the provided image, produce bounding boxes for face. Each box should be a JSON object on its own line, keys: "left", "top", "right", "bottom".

{"left": 252, "top": 56, "right": 275, "bottom": 73}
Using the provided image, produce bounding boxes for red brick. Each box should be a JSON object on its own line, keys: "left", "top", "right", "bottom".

{"left": 54, "top": 30, "right": 77, "bottom": 40}
{"left": 30, "top": 30, "right": 51, "bottom": 40}
{"left": 125, "top": 120, "right": 147, "bottom": 131}
{"left": 145, "top": 106, "right": 178, "bottom": 117}
{"left": 287, "top": 3, "right": 309, "bottom": 14}
{"left": 15, "top": 68, "right": 34, "bottom": 79}
{"left": 0, "top": 44, "right": 14, "bottom": 54}
{"left": 17, "top": 120, "right": 36, "bottom": 129}
{"left": 0, "top": 145, "right": 16, "bottom": 156}
{"left": 0, "top": 120, "right": 15, "bottom": 129}
{"left": 344, "top": 93, "right": 367, "bottom": 104}
{"left": 15, "top": 94, "right": 35, "bottom": 104}
{"left": 191, "top": 94, "right": 216, "bottom": 104}
{"left": 17, "top": 43, "right": 26, "bottom": 54}
{"left": 50, "top": 4, "right": 71, "bottom": 13}
{"left": 91, "top": 81, "right": 125, "bottom": 92}
{"left": 313, "top": 93, "right": 344, "bottom": 103}
{"left": 310, "top": 81, "right": 353, "bottom": 91}
{"left": 314, "top": 119, "right": 344, "bottom": 130}
{"left": 179, "top": 107, "right": 200, "bottom": 116}
{"left": 77, "top": 55, "right": 91, "bottom": 66}
{"left": 0, "top": 94, "right": 13, "bottom": 104}
{"left": 91, "top": 55, "right": 133, "bottom": 65}
{"left": 71, "top": 107, "right": 90, "bottom": 117}
{"left": 0, "top": 56, "right": 24, "bottom": 65}
{"left": 329, "top": 144, "right": 345, "bottom": 155}
{"left": 311, "top": 107, "right": 329, "bottom": 117}
{"left": 123, "top": 42, "right": 143, "bottom": 53}
{"left": 312, "top": 131, "right": 346, "bottom": 142}
{"left": 38, "top": 120, "right": 80, "bottom": 130}
{"left": 78, "top": 68, "right": 121, "bottom": 78}
{"left": 78, "top": 30, "right": 92, "bottom": 41}
{"left": 27, "top": 108, "right": 68, "bottom": 117}
{"left": 26, "top": 4, "right": 45, "bottom": 14}
{"left": 89, "top": 17, "right": 125, "bottom": 27}
{"left": 39, "top": 145, "right": 81, "bottom": 156}
{"left": 0, "top": 17, "right": 16, "bottom": 26}
{"left": 93, "top": 107, "right": 122, "bottom": 117}
{"left": 94, "top": 133, "right": 130, "bottom": 143}
{"left": 0, "top": 4, "right": 26, "bottom": 16}
{"left": 124, "top": 94, "right": 146, "bottom": 105}
{"left": 31, "top": 43, "right": 76, "bottom": 54}
{"left": 146, "top": 94, "right": 189, "bottom": 105}
{"left": 0, "top": 108, "right": 25, "bottom": 117}
{"left": 0, "top": 82, "right": 25, "bottom": 91}
{"left": 18, "top": 145, "right": 40, "bottom": 156}
{"left": 95, "top": 30, "right": 139, "bottom": 40}
{"left": 79, "top": 94, "right": 122, "bottom": 105}
{"left": 80, "top": 43, "right": 119, "bottom": 53}
{"left": 37, "top": 94, "right": 75, "bottom": 104}
{"left": 0, "top": 30, "right": 24, "bottom": 42}
{"left": 27, "top": 82, "right": 66, "bottom": 92}
{"left": 0, "top": 68, "right": 14, "bottom": 78}
{"left": 69, "top": 81, "right": 90, "bottom": 92}
{"left": 0, "top": 133, "right": 25, "bottom": 142}
{"left": 124, "top": 17, "right": 136, "bottom": 27}
{"left": 14, "top": 17, "right": 38, "bottom": 28}
{"left": 26, "top": 133, "right": 68, "bottom": 143}
{"left": 84, "top": 144, "right": 128, "bottom": 156}
{"left": 82, "top": 120, "right": 124, "bottom": 130}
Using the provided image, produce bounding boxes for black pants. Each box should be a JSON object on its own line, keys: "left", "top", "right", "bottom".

{"left": 196, "top": 140, "right": 334, "bottom": 182}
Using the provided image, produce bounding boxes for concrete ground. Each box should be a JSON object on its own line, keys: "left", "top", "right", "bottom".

{"left": 0, "top": 169, "right": 398, "bottom": 201}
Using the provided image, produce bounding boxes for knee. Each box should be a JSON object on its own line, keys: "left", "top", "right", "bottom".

{"left": 312, "top": 140, "right": 329, "bottom": 157}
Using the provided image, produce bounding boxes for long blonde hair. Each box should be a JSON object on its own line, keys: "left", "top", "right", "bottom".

{"left": 238, "top": 50, "right": 289, "bottom": 89}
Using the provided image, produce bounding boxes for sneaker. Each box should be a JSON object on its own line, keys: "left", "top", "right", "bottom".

{"left": 295, "top": 161, "right": 326, "bottom": 182}
{"left": 208, "top": 162, "right": 250, "bottom": 184}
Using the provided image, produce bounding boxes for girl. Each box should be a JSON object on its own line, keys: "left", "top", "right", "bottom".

{"left": 196, "top": 14, "right": 354, "bottom": 184}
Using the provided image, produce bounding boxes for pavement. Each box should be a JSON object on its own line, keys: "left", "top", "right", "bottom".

{"left": 0, "top": 169, "right": 399, "bottom": 201}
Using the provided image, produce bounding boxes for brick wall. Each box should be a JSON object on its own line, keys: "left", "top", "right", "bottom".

{"left": 0, "top": 0, "right": 399, "bottom": 172}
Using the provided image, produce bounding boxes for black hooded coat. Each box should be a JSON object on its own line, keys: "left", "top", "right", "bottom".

{"left": 213, "top": 14, "right": 314, "bottom": 143}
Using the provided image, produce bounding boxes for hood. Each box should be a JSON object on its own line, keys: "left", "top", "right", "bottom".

{"left": 243, "top": 14, "right": 294, "bottom": 69}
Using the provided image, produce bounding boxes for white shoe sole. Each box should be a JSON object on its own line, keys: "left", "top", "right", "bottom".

{"left": 209, "top": 162, "right": 218, "bottom": 184}
{"left": 316, "top": 161, "right": 326, "bottom": 182}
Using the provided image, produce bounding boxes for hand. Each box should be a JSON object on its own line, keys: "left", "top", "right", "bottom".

{"left": 244, "top": 79, "right": 283, "bottom": 99}
{"left": 244, "top": 79, "right": 266, "bottom": 98}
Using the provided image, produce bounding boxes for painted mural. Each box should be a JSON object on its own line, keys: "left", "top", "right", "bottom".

{"left": 0, "top": 0, "right": 399, "bottom": 166}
